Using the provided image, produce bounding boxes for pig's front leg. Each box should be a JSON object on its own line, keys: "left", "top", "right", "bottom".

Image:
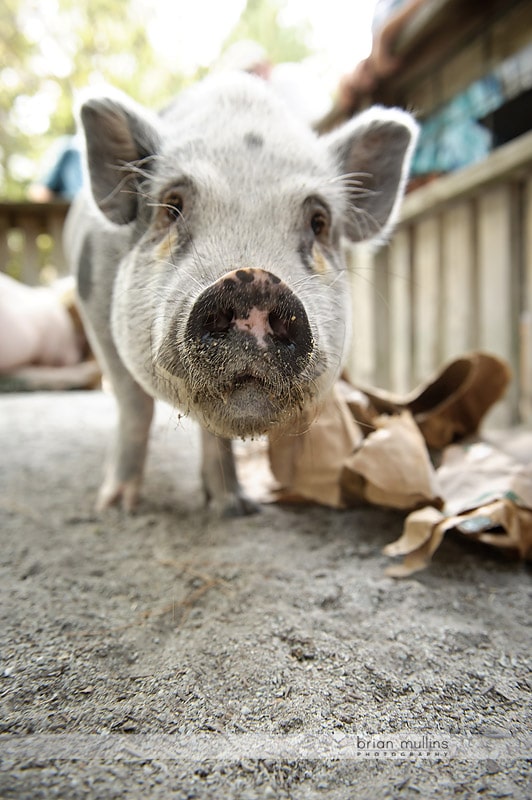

{"left": 97, "top": 377, "right": 154, "bottom": 512}
{"left": 201, "top": 429, "right": 259, "bottom": 517}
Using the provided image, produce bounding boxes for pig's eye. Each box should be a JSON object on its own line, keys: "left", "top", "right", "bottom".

{"left": 162, "top": 192, "right": 184, "bottom": 221}
{"left": 310, "top": 211, "right": 328, "bottom": 238}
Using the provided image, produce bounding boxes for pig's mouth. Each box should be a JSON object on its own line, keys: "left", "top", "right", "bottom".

{"left": 154, "top": 324, "right": 322, "bottom": 437}
{"left": 220, "top": 366, "right": 285, "bottom": 407}
{"left": 186, "top": 348, "right": 316, "bottom": 438}
{"left": 209, "top": 376, "right": 309, "bottom": 438}
{"left": 232, "top": 373, "right": 266, "bottom": 390}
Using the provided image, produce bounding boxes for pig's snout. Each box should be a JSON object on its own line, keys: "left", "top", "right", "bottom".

{"left": 171, "top": 268, "right": 320, "bottom": 437}
{"left": 174, "top": 268, "right": 318, "bottom": 437}
{"left": 187, "top": 268, "right": 313, "bottom": 366}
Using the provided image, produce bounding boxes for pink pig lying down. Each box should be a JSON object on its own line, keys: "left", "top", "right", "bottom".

{"left": 0, "top": 273, "right": 82, "bottom": 372}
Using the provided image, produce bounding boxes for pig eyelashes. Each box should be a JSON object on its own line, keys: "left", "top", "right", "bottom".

{"left": 145, "top": 192, "right": 186, "bottom": 230}
{"left": 161, "top": 191, "right": 184, "bottom": 222}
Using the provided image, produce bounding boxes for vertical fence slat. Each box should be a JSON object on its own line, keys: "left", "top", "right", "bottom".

{"left": 441, "top": 202, "right": 476, "bottom": 360}
{"left": 18, "top": 214, "right": 43, "bottom": 285}
{"left": 346, "top": 243, "right": 377, "bottom": 386}
{"left": 0, "top": 212, "right": 9, "bottom": 275}
{"left": 477, "top": 185, "right": 518, "bottom": 425}
{"left": 522, "top": 176, "right": 532, "bottom": 423}
{"left": 47, "top": 208, "right": 68, "bottom": 276}
{"left": 373, "top": 246, "right": 391, "bottom": 388}
{"left": 412, "top": 216, "right": 440, "bottom": 385}
{"left": 388, "top": 228, "right": 412, "bottom": 393}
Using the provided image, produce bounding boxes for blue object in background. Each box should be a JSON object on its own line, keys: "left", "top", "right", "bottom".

{"left": 412, "top": 74, "right": 503, "bottom": 176}
{"left": 411, "top": 42, "right": 532, "bottom": 177}
{"left": 42, "top": 136, "right": 83, "bottom": 200}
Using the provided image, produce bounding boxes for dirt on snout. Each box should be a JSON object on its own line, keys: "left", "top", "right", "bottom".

{"left": 0, "top": 391, "right": 531, "bottom": 799}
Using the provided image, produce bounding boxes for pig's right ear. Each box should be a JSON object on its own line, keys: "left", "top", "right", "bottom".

{"left": 324, "top": 107, "right": 419, "bottom": 242}
{"left": 80, "top": 96, "right": 160, "bottom": 225}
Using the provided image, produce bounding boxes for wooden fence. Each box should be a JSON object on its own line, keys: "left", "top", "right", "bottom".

{"left": 0, "top": 200, "right": 69, "bottom": 285}
{"left": 346, "top": 130, "right": 532, "bottom": 427}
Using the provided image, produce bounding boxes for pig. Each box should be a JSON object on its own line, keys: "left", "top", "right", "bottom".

{"left": 65, "top": 72, "right": 418, "bottom": 515}
{"left": 0, "top": 274, "right": 82, "bottom": 372}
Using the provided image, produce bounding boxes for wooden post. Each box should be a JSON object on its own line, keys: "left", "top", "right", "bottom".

{"left": 48, "top": 207, "right": 69, "bottom": 276}
{"left": 17, "top": 213, "right": 43, "bottom": 285}
{"left": 0, "top": 212, "right": 9, "bottom": 276}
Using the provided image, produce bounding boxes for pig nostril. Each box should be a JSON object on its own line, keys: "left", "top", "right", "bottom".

{"left": 269, "top": 311, "right": 293, "bottom": 344}
{"left": 204, "top": 308, "right": 234, "bottom": 337}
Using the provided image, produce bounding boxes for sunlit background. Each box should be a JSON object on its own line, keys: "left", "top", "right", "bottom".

{"left": 147, "top": 0, "right": 375, "bottom": 77}
{"left": 1, "top": 0, "right": 377, "bottom": 198}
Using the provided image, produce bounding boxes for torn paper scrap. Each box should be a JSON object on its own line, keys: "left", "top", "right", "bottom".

{"left": 341, "top": 411, "right": 443, "bottom": 511}
{"left": 356, "top": 352, "right": 511, "bottom": 449}
{"left": 384, "top": 443, "right": 532, "bottom": 576}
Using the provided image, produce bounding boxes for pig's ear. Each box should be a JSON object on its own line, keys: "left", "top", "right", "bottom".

{"left": 324, "top": 107, "right": 418, "bottom": 242}
{"left": 80, "top": 96, "right": 160, "bottom": 225}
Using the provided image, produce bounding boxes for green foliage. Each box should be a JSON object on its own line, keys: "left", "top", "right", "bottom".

{"left": 0, "top": 0, "right": 311, "bottom": 200}
{"left": 224, "top": 0, "right": 311, "bottom": 65}
{"left": 0, "top": 0, "right": 41, "bottom": 198}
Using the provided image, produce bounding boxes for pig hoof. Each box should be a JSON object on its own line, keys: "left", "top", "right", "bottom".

{"left": 96, "top": 479, "right": 141, "bottom": 513}
{"left": 209, "top": 493, "right": 261, "bottom": 518}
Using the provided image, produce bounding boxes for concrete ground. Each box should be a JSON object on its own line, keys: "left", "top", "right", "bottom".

{"left": 0, "top": 391, "right": 530, "bottom": 799}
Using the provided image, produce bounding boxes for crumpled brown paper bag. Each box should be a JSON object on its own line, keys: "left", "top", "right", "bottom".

{"left": 261, "top": 351, "right": 532, "bottom": 575}
{"left": 268, "top": 384, "right": 443, "bottom": 511}
{"left": 383, "top": 442, "right": 532, "bottom": 576}
{"left": 356, "top": 352, "right": 512, "bottom": 449}
{"left": 340, "top": 410, "right": 443, "bottom": 511}
{"left": 268, "top": 383, "right": 363, "bottom": 507}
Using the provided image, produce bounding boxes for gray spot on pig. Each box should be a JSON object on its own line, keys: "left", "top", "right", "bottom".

{"left": 243, "top": 132, "right": 264, "bottom": 149}
{"left": 77, "top": 236, "right": 93, "bottom": 301}
{"left": 298, "top": 238, "right": 312, "bottom": 272}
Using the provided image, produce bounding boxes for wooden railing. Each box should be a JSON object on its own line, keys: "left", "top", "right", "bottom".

{"left": 345, "top": 130, "right": 532, "bottom": 426}
{"left": 0, "top": 200, "right": 70, "bottom": 285}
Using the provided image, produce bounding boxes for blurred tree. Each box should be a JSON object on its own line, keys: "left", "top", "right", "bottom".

{"left": 0, "top": 0, "right": 310, "bottom": 200}
{"left": 222, "top": 0, "right": 311, "bottom": 65}
{"left": 0, "top": 0, "right": 42, "bottom": 199}
{"left": 1, "top": 0, "right": 187, "bottom": 199}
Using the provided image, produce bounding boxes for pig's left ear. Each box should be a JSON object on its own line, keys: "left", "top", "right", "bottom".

{"left": 324, "top": 107, "right": 419, "bottom": 242}
{"left": 80, "top": 95, "right": 161, "bottom": 225}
